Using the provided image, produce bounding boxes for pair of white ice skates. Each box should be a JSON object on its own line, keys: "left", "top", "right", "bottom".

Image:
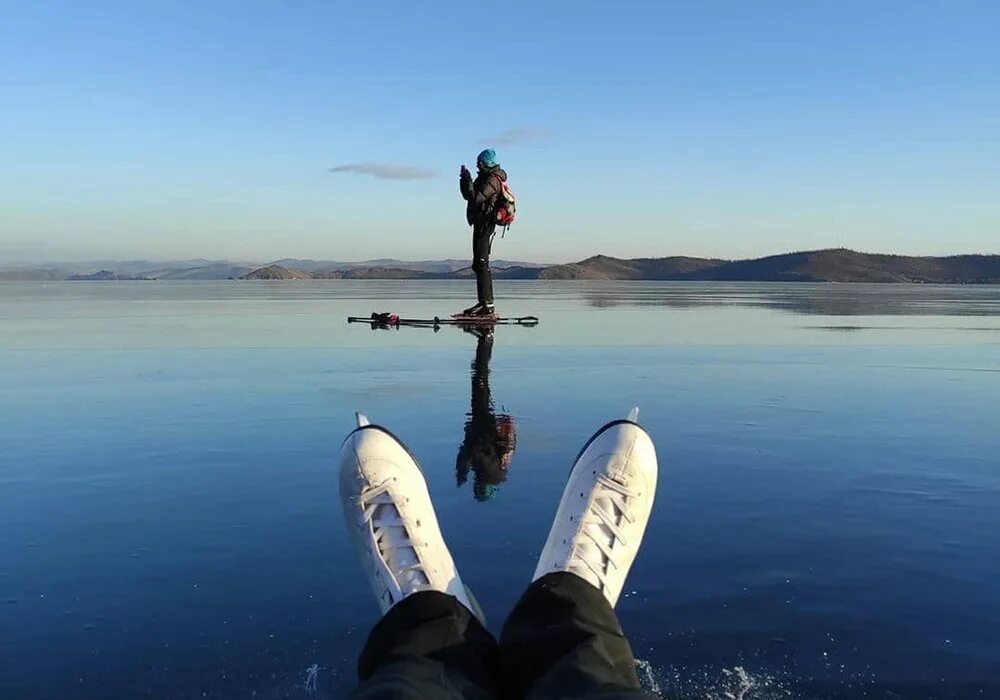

{"left": 338, "top": 410, "right": 658, "bottom": 616}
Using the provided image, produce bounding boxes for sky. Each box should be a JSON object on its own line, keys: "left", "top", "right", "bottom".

{"left": 1, "top": 0, "right": 998, "bottom": 264}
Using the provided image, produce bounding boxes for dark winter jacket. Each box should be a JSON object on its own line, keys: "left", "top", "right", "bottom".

{"left": 460, "top": 166, "right": 507, "bottom": 227}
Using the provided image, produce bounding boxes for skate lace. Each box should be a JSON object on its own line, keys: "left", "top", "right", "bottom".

{"left": 569, "top": 474, "right": 636, "bottom": 590}
{"left": 358, "top": 479, "right": 429, "bottom": 598}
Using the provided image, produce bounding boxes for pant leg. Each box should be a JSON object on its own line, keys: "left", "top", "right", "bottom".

{"left": 498, "top": 573, "right": 656, "bottom": 700}
{"left": 472, "top": 228, "right": 494, "bottom": 305}
{"left": 353, "top": 591, "right": 501, "bottom": 700}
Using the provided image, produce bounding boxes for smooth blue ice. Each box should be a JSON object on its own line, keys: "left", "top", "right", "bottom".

{"left": 1, "top": 280, "right": 998, "bottom": 698}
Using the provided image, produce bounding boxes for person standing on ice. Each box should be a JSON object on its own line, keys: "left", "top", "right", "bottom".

{"left": 459, "top": 148, "right": 508, "bottom": 317}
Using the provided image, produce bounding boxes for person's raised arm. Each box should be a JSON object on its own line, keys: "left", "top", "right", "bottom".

{"left": 459, "top": 165, "right": 473, "bottom": 200}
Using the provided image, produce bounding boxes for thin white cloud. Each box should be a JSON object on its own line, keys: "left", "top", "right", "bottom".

{"left": 483, "top": 127, "right": 553, "bottom": 146}
{"left": 329, "top": 163, "right": 438, "bottom": 180}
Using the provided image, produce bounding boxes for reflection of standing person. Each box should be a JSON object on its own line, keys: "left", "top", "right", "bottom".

{"left": 459, "top": 149, "right": 508, "bottom": 316}
{"left": 456, "top": 327, "right": 516, "bottom": 502}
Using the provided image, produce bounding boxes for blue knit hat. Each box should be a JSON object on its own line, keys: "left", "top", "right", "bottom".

{"left": 477, "top": 148, "right": 498, "bottom": 169}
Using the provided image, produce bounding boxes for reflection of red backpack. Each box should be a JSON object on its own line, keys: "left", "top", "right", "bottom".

{"left": 495, "top": 179, "right": 516, "bottom": 229}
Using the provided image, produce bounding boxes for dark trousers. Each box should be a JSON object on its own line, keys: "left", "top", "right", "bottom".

{"left": 352, "top": 572, "right": 655, "bottom": 699}
{"left": 472, "top": 226, "right": 494, "bottom": 305}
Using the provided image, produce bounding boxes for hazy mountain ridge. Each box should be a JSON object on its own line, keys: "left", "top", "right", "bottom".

{"left": 0, "top": 267, "right": 77, "bottom": 281}
{"left": 140, "top": 264, "right": 255, "bottom": 280}
{"left": 240, "top": 250, "right": 1000, "bottom": 284}
{"left": 537, "top": 249, "right": 1000, "bottom": 283}
{"left": 240, "top": 265, "right": 314, "bottom": 280}
{"left": 67, "top": 270, "right": 154, "bottom": 281}
{"left": 1, "top": 257, "right": 540, "bottom": 280}
{"left": 538, "top": 255, "right": 725, "bottom": 280}
{"left": 270, "top": 258, "right": 541, "bottom": 273}
{"left": 5, "top": 249, "right": 1000, "bottom": 283}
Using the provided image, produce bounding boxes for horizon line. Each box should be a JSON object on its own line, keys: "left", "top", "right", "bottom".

{"left": 6, "top": 246, "right": 1000, "bottom": 269}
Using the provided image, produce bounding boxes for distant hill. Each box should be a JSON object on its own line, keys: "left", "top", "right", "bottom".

{"left": 67, "top": 270, "right": 152, "bottom": 281}
{"left": 540, "top": 249, "right": 1000, "bottom": 283}
{"left": 143, "top": 263, "right": 254, "bottom": 280}
{"left": 539, "top": 255, "right": 725, "bottom": 280}
{"left": 694, "top": 249, "right": 1000, "bottom": 283}
{"left": 455, "top": 265, "right": 541, "bottom": 280}
{"left": 315, "top": 267, "right": 440, "bottom": 280}
{"left": 240, "top": 265, "right": 313, "bottom": 280}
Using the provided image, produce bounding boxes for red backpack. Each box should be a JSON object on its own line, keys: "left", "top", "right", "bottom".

{"left": 495, "top": 178, "right": 517, "bottom": 230}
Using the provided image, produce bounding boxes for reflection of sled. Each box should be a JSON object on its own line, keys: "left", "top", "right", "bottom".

{"left": 347, "top": 312, "right": 539, "bottom": 329}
